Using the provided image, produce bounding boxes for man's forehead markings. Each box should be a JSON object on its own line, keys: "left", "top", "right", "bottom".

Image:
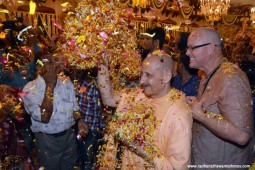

{"left": 144, "top": 61, "right": 150, "bottom": 65}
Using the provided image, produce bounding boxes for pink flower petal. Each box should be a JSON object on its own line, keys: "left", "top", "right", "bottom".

{"left": 0, "top": 57, "right": 7, "bottom": 64}
{"left": 18, "top": 91, "right": 29, "bottom": 98}
{"left": 79, "top": 54, "right": 87, "bottom": 59}
{"left": 99, "top": 32, "right": 108, "bottom": 39}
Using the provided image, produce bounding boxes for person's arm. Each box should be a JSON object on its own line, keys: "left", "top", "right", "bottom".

{"left": 22, "top": 86, "right": 53, "bottom": 124}
{"left": 40, "top": 86, "right": 54, "bottom": 123}
{"left": 22, "top": 76, "right": 54, "bottom": 124}
{"left": 186, "top": 74, "right": 252, "bottom": 145}
{"left": 39, "top": 62, "right": 58, "bottom": 123}
{"left": 98, "top": 64, "right": 120, "bottom": 107}
{"left": 72, "top": 110, "right": 88, "bottom": 138}
{"left": 117, "top": 137, "right": 154, "bottom": 165}
{"left": 70, "top": 80, "right": 88, "bottom": 138}
{"left": 0, "top": 108, "right": 9, "bottom": 125}
{"left": 187, "top": 96, "right": 250, "bottom": 146}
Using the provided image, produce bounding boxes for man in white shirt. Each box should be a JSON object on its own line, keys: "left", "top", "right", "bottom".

{"left": 22, "top": 52, "right": 87, "bottom": 170}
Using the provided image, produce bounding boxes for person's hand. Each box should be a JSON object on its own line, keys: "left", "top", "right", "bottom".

{"left": 116, "top": 135, "right": 154, "bottom": 165}
{"left": 186, "top": 96, "right": 205, "bottom": 121}
{"left": 101, "top": 49, "right": 110, "bottom": 67}
{"left": 78, "top": 120, "right": 88, "bottom": 138}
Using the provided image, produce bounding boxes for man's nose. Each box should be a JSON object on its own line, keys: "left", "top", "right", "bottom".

{"left": 139, "top": 75, "right": 146, "bottom": 85}
{"left": 186, "top": 48, "right": 191, "bottom": 56}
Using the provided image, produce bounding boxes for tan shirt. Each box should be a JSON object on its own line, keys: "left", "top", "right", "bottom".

{"left": 192, "top": 60, "right": 253, "bottom": 166}
{"left": 120, "top": 88, "right": 193, "bottom": 170}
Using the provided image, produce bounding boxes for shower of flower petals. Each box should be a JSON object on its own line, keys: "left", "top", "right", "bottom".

{"left": 59, "top": 0, "right": 142, "bottom": 90}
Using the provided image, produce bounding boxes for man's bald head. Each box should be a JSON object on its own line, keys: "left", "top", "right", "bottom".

{"left": 186, "top": 27, "right": 224, "bottom": 75}
{"left": 143, "top": 53, "right": 174, "bottom": 74}
{"left": 140, "top": 53, "right": 174, "bottom": 98}
{"left": 189, "top": 27, "right": 222, "bottom": 48}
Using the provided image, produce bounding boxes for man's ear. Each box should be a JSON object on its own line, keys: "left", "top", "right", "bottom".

{"left": 154, "top": 39, "right": 160, "bottom": 49}
{"left": 208, "top": 43, "right": 218, "bottom": 55}
{"left": 163, "top": 71, "right": 172, "bottom": 84}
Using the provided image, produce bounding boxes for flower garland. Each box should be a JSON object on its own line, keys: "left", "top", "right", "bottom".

{"left": 97, "top": 88, "right": 184, "bottom": 169}
{"left": 97, "top": 88, "right": 160, "bottom": 169}
{"left": 204, "top": 111, "right": 224, "bottom": 120}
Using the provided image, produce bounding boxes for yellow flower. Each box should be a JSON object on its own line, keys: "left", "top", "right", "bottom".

{"left": 77, "top": 35, "right": 86, "bottom": 43}
{"left": 0, "top": 32, "right": 6, "bottom": 39}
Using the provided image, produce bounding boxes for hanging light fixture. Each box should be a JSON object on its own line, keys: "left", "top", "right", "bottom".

{"left": 132, "top": 0, "right": 148, "bottom": 8}
{"left": 200, "top": 0, "right": 231, "bottom": 19}
{"left": 29, "top": 0, "right": 36, "bottom": 15}
{"left": 251, "top": 7, "right": 255, "bottom": 24}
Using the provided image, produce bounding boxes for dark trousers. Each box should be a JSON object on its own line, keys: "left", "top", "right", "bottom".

{"left": 34, "top": 128, "right": 77, "bottom": 170}
{"left": 78, "top": 130, "right": 103, "bottom": 170}
{"left": 18, "top": 127, "right": 34, "bottom": 158}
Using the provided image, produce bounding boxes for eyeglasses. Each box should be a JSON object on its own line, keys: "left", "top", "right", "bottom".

{"left": 186, "top": 43, "right": 212, "bottom": 52}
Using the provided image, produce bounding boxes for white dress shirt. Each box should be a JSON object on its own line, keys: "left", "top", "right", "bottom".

{"left": 22, "top": 75, "right": 79, "bottom": 134}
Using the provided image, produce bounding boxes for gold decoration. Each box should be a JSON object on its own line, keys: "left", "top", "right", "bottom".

{"left": 153, "top": 0, "right": 165, "bottom": 10}
{"left": 181, "top": 6, "right": 194, "bottom": 20}
{"left": 200, "top": 0, "right": 230, "bottom": 16}
{"left": 222, "top": 15, "right": 238, "bottom": 25}
{"left": 200, "top": 0, "right": 230, "bottom": 22}
{"left": 132, "top": 0, "right": 148, "bottom": 8}
{"left": 118, "top": 0, "right": 129, "bottom": 7}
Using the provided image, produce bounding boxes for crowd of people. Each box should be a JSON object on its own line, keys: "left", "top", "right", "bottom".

{"left": 0, "top": 14, "right": 255, "bottom": 170}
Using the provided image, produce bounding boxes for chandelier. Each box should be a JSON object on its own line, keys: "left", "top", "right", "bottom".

{"left": 200, "top": 0, "right": 230, "bottom": 17}
{"left": 251, "top": 7, "right": 255, "bottom": 24}
{"left": 132, "top": 0, "right": 148, "bottom": 8}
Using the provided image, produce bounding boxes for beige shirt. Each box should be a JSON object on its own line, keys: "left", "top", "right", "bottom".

{"left": 120, "top": 88, "right": 193, "bottom": 170}
{"left": 192, "top": 60, "right": 253, "bottom": 166}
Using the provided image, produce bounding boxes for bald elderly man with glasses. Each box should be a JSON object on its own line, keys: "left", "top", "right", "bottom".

{"left": 186, "top": 27, "right": 253, "bottom": 169}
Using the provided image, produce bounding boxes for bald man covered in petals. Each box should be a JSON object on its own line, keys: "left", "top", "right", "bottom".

{"left": 98, "top": 52, "right": 192, "bottom": 170}
{"left": 186, "top": 27, "right": 253, "bottom": 169}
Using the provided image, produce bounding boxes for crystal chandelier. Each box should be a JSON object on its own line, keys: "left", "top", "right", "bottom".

{"left": 200, "top": 0, "right": 231, "bottom": 17}
{"left": 251, "top": 7, "right": 255, "bottom": 24}
{"left": 132, "top": 0, "right": 148, "bottom": 8}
